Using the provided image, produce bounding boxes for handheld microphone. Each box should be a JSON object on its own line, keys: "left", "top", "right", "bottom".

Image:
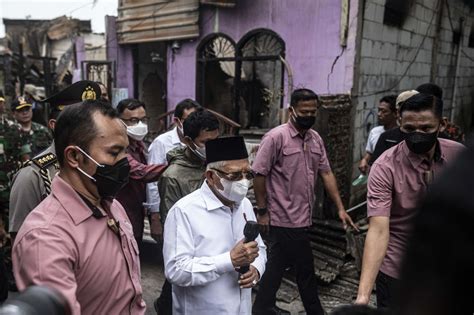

{"left": 239, "top": 220, "right": 260, "bottom": 274}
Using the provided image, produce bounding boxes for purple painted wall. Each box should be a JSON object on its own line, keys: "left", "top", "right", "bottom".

{"left": 73, "top": 37, "right": 86, "bottom": 83}
{"left": 106, "top": 16, "right": 134, "bottom": 98}
{"left": 166, "top": 0, "right": 359, "bottom": 110}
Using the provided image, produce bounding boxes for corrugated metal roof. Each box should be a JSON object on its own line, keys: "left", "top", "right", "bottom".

{"left": 200, "top": 0, "right": 236, "bottom": 7}
{"left": 117, "top": 0, "right": 199, "bottom": 44}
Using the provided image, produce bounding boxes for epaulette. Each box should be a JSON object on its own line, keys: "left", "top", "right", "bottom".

{"left": 31, "top": 152, "right": 57, "bottom": 169}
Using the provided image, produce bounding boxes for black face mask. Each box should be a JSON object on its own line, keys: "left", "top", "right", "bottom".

{"left": 291, "top": 108, "right": 316, "bottom": 130}
{"left": 76, "top": 147, "right": 130, "bottom": 198}
{"left": 402, "top": 130, "right": 438, "bottom": 155}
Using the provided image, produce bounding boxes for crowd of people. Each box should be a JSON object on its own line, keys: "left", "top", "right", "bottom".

{"left": 0, "top": 79, "right": 470, "bottom": 315}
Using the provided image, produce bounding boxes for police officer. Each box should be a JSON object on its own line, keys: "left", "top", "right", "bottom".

{"left": 9, "top": 81, "right": 101, "bottom": 240}
{"left": 11, "top": 97, "right": 52, "bottom": 157}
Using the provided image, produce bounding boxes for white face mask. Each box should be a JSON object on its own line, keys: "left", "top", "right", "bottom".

{"left": 191, "top": 140, "right": 206, "bottom": 161}
{"left": 126, "top": 121, "right": 148, "bottom": 141}
{"left": 215, "top": 173, "right": 250, "bottom": 204}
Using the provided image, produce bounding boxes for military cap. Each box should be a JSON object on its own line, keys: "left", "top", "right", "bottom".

{"left": 0, "top": 97, "right": 4, "bottom": 102}
{"left": 43, "top": 80, "right": 101, "bottom": 112}
{"left": 11, "top": 96, "right": 33, "bottom": 111}
{"left": 205, "top": 136, "right": 249, "bottom": 164}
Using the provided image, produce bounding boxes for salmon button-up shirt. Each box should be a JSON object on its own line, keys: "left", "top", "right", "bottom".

{"left": 13, "top": 175, "right": 146, "bottom": 315}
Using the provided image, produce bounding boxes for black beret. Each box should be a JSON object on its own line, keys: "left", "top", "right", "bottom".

{"left": 42, "top": 80, "right": 101, "bottom": 112}
{"left": 205, "top": 136, "right": 249, "bottom": 164}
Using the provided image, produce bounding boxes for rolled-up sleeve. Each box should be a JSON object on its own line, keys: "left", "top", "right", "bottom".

{"left": 252, "top": 134, "right": 277, "bottom": 176}
{"left": 146, "top": 141, "right": 168, "bottom": 212}
{"left": 367, "top": 162, "right": 393, "bottom": 217}
{"left": 128, "top": 154, "right": 166, "bottom": 183}
{"left": 163, "top": 206, "right": 234, "bottom": 287}
{"left": 13, "top": 229, "right": 80, "bottom": 315}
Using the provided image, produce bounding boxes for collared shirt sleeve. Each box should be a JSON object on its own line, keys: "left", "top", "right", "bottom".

{"left": 9, "top": 167, "right": 44, "bottom": 232}
{"left": 367, "top": 162, "right": 393, "bottom": 217}
{"left": 366, "top": 128, "right": 376, "bottom": 154}
{"left": 146, "top": 140, "right": 168, "bottom": 212}
{"left": 13, "top": 229, "right": 81, "bottom": 315}
{"left": 252, "top": 134, "right": 278, "bottom": 176}
{"left": 127, "top": 153, "right": 166, "bottom": 183}
{"left": 316, "top": 137, "right": 331, "bottom": 173}
{"left": 163, "top": 206, "right": 235, "bottom": 287}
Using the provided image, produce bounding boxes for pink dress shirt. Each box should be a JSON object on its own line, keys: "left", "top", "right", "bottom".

{"left": 252, "top": 122, "right": 331, "bottom": 228}
{"left": 368, "top": 138, "right": 464, "bottom": 279}
{"left": 13, "top": 176, "right": 146, "bottom": 315}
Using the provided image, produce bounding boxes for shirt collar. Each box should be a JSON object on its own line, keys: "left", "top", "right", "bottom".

{"left": 402, "top": 140, "right": 445, "bottom": 169}
{"left": 171, "top": 127, "right": 182, "bottom": 145}
{"left": 51, "top": 176, "right": 106, "bottom": 225}
{"left": 287, "top": 121, "right": 313, "bottom": 140}
{"left": 200, "top": 181, "right": 226, "bottom": 211}
{"left": 128, "top": 138, "right": 144, "bottom": 153}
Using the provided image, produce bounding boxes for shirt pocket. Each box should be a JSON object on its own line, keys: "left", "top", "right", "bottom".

{"left": 282, "top": 147, "right": 301, "bottom": 170}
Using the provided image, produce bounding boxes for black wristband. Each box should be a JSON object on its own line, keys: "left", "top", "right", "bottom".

{"left": 256, "top": 207, "right": 268, "bottom": 216}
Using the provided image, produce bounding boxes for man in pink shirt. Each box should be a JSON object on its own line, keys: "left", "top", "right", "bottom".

{"left": 356, "top": 93, "right": 464, "bottom": 309}
{"left": 252, "top": 88, "right": 356, "bottom": 315}
{"left": 13, "top": 100, "right": 146, "bottom": 315}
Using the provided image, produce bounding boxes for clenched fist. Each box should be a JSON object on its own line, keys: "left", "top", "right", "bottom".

{"left": 230, "top": 239, "right": 259, "bottom": 268}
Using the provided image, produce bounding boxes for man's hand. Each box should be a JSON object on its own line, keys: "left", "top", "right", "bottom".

{"left": 149, "top": 213, "right": 163, "bottom": 243}
{"left": 358, "top": 158, "right": 369, "bottom": 175}
{"left": 354, "top": 295, "right": 370, "bottom": 305}
{"left": 338, "top": 209, "right": 359, "bottom": 231}
{"left": 230, "top": 239, "right": 259, "bottom": 268}
{"left": 256, "top": 212, "right": 270, "bottom": 235}
{"left": 238, "top": 265, "right": 260, "bottom": 289}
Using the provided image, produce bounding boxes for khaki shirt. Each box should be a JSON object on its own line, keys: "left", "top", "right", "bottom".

{"left": 9, "top": 144, "right": 59, "bottom": 233}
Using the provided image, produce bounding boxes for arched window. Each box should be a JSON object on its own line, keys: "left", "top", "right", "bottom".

{"left": 196, "top": 34, "right": 237, "bottom": 121}
{"left": 196, "top": 29, "right": 285, "bottom": 131}
{"left": 236, "top": 29, "right": 285, "bottom": 130}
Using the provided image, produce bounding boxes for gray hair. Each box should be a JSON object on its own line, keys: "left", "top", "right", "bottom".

{"left": 206, "top": 161, "right": 227, "bottom": 171}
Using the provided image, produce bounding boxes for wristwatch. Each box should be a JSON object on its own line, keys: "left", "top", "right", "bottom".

{"left": 256, "top": 207, "right": 268, "bottom": 216}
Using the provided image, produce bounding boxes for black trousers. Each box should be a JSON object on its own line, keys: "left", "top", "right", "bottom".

{"left": 0, "top": 246, "right": 8, "bottom": 303}
{"left": 375, "top": 271, "right": 399, "bottom": 309}
{"left": 253, "top": 226, "right": 324, "bottom": 315}
{"left": 155, "top": 279, "right": 172, "bottom": 315}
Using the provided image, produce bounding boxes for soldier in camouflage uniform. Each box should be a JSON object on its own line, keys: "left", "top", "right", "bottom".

{"left": 0, "top": 101, "right": 30, "bottom": 302}
{"left": 9, "top": 81, "right": 102, "bottom": 239}
{"left": 11, "top": 96, "right": 53, "bottom": 157}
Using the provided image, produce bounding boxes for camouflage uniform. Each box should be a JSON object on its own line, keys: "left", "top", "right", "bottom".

{"left": 0, "top": 115, "right": 29, "bottom": 300}
{"left": 0, "top": 116, "right": 30, "bottom": 218}
{"left": 21, "top": 121, "right": 53, "bottom": 157}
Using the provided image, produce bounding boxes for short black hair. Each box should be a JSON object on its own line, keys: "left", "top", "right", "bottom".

{"left": 379, "top": 95, "right": 397, "bottom": 112}
{"left": 174, "top": 99, "right": 201, "bottom": 119}
{"left": 116, "top": 98, "right": 146, "bottom": 114}
{"left": 290, "top": 88, "right": 319, "bottom": 107}
{"left": 399, "top": 93, "right": 443, "bottom": 118}
{"left": 183, "top": 108, "right": 219, "bottom": 140}
{"left": 54, "top": 100, "right": 118, "bottom": 166}
{"left": 416, "top": 83, "right": 443, "bottom": 99}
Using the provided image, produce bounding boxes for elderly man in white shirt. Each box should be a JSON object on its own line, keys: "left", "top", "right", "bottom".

{"left": 163, "top": 136, "right": 267, "bottom": 314}
{"left": 146, "top": 99, "right": 200, "bottom": 213}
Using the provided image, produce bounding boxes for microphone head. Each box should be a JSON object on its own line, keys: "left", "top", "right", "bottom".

{"left": 243, "top": 220, "right": 260, "bottom": 241}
